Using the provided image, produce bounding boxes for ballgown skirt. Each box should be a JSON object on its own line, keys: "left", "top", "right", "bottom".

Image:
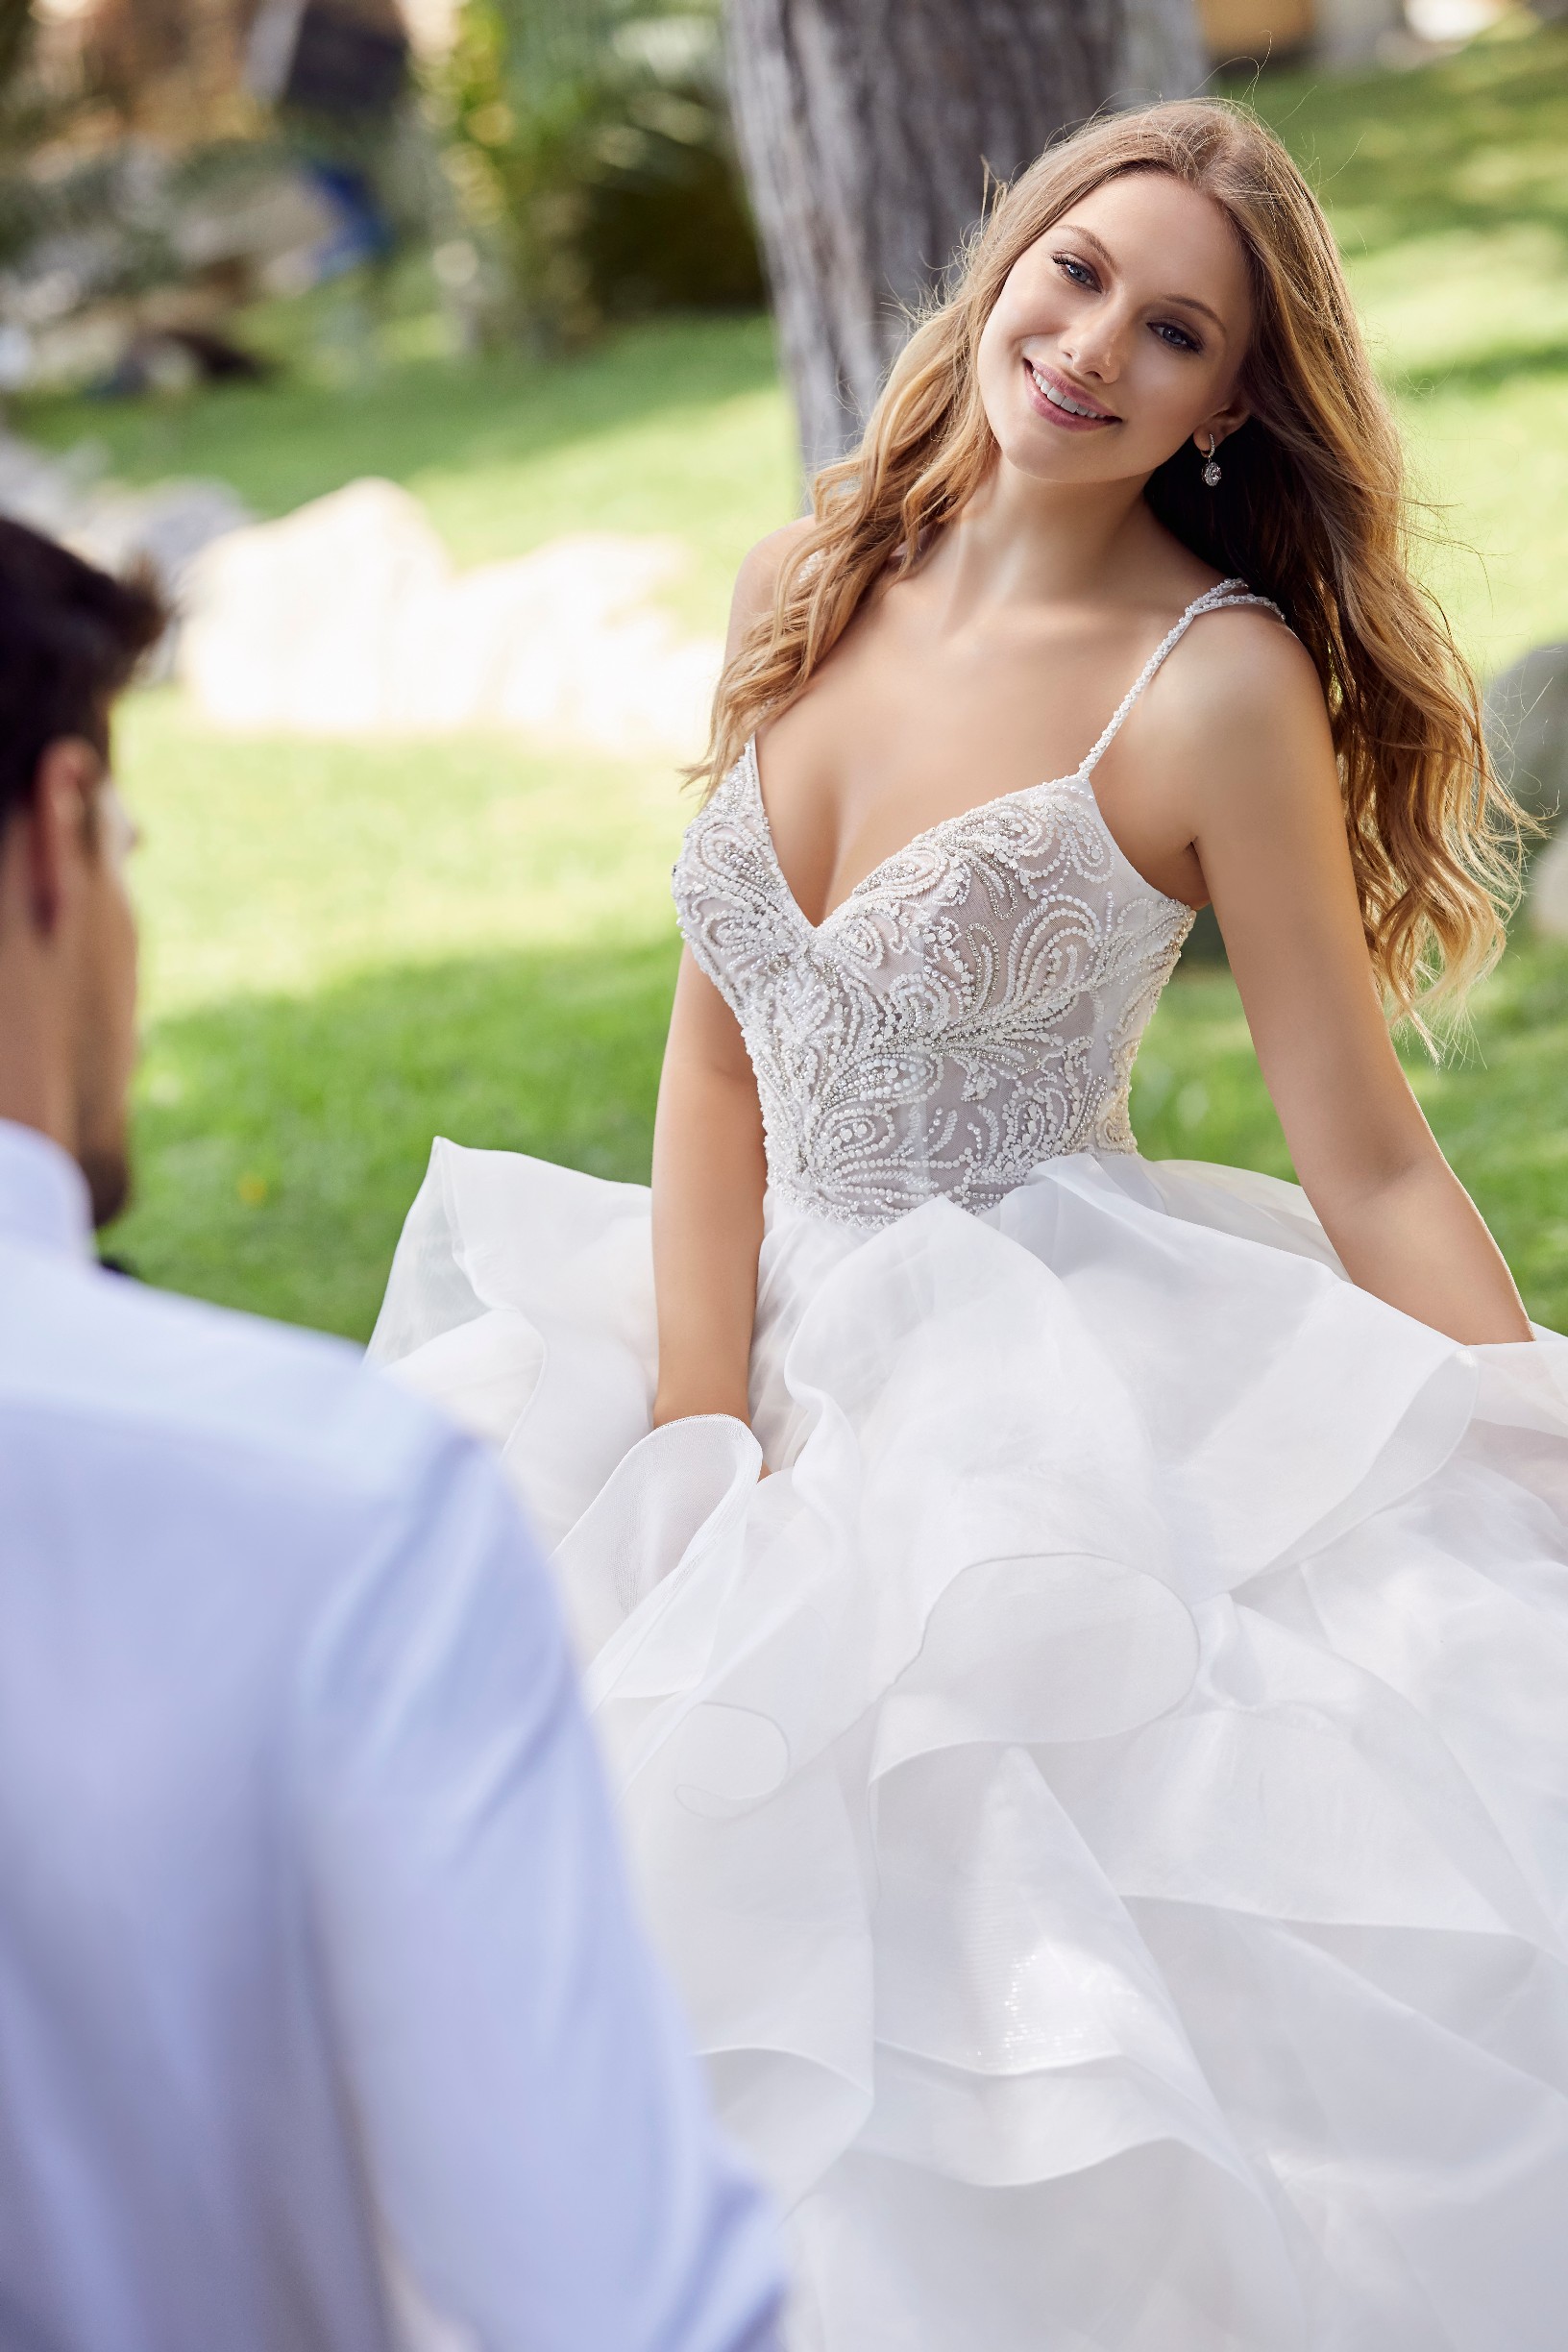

{"left": 371, "top": 1139, "right": 1568, "bottom": 2351}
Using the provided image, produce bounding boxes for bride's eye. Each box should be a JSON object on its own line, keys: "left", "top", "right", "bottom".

{"left": 1053, "top": 254, "right": 1096, "bottom": 288}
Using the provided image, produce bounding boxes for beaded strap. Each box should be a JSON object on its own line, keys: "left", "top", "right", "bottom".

{"left": 1080, "top": 581, "right": 1286, "bottom": 778}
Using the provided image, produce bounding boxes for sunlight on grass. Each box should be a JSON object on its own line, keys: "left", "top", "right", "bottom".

{"left": 122, "top": 691, "right": 689, "bottom": 1017}
{"left": 112, "top": 690, "right": 691, "bottom": 1335}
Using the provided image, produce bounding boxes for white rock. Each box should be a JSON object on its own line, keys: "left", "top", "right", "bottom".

{"left": 182, "top": 479, "right": 447, "bottom": 734}
{"left": 179, "top": 477, "right": 723, "bottom": 758}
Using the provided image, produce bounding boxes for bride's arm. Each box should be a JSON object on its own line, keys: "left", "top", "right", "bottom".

{"left": 1157, "top": 609, "right": 1531, "bottom": 1347}
{"left": 649, "top": 525, "right": 809, "bottom": 1431}
{"left": 650, "top": 951, "right": 768, "bottom": 1429}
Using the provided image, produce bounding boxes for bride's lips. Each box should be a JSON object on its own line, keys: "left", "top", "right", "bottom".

{"left": 1022, "top": 357, "right": 1120, "bottom": 432}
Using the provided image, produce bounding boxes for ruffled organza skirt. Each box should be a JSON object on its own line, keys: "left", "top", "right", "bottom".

{"left": 371, "top": 1142, "right": 1568, "bottom": 2350}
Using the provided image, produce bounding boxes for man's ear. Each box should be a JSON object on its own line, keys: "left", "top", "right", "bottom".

{"left": 24, "top": 739, "right": 104, "bottom": 937}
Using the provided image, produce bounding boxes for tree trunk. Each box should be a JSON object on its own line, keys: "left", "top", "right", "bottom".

{"left": 725, "top": 0, "right": 1207, "bottom": 479}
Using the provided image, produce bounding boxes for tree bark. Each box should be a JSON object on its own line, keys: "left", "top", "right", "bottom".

{"left": 725, "top": 0, "right": 1207, "bottom": 479}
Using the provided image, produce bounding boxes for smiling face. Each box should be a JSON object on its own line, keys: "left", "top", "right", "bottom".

{"left": 974, "top": 168, "right": 1255, "bottom": 492}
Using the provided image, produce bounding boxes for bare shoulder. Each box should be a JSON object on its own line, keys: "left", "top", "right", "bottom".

{"left": 1154, "top": 601, "right": 1335, "bottom": 815}
{"left": 726, "top": 518, "right": 815, "bottom": 654}
{"left": 1166, "top": 600, "right": 1321, "bottom": 721}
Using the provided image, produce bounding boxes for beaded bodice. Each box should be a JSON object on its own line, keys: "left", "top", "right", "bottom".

{"left": 673, "top": 582, "right": 1275, "bottom": 1230}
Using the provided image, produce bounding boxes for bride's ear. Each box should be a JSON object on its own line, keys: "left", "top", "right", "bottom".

{"left": 1194, "top": 404, "right": 1250, "bottom": 456}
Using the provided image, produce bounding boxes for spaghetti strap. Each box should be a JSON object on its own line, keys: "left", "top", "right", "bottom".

{"left": 1079, "top": 578, "right": 1286, "bottom": 778}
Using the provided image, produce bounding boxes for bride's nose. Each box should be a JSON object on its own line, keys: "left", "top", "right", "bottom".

{"left": 1060, "top": 313, "right": 1123, "bottom": 382}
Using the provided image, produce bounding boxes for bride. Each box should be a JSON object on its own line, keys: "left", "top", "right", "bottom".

{"left": 372, "top": 99, "right": 1568, "bottom": 2349}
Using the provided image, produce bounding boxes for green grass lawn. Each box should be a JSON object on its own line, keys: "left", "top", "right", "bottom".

{"left": 116, "top": 693, "right": 689, "bottom": 1336}
{"left": 18, "top": 13, "right": 1568, "bottom": 1338}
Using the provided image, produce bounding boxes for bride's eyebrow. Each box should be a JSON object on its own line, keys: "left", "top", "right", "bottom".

{"left": 1052, "top": 221, "right": 1228, "bottom": 334}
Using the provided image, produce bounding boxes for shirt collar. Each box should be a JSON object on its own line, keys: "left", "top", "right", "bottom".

{"left": 0, "top": 1119, "right": 95, "bottom": 1262}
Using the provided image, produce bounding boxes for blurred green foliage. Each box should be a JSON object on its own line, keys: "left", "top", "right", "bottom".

{"left": 429, "top": 0, "right": 761, "bottom": 348}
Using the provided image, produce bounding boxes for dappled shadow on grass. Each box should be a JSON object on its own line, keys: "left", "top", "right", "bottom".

{"left": 106, "top": 931, "right": 680, "bottom": 1343}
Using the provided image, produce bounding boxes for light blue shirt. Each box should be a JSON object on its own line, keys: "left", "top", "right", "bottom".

{"left": 0, "top": 1119, "right": 783, "bottom": 2352}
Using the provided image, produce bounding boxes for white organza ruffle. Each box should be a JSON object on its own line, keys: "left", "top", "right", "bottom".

{"left": 371, "top": 1141, "right": 1568, "bottom": 2351}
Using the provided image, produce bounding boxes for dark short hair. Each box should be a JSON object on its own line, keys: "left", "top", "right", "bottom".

{"left": 0, "top": 518, "right": 167, "bottom": 831}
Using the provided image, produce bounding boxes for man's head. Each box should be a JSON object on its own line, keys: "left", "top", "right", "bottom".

{"left": 0, "top": 521, "right": 164, "bottom": 1226}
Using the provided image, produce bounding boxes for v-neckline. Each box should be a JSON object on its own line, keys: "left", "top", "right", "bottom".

{"left": 744, "top": 738, "right": 1188, "bottom": 936}
{"left": 741, "top": 576, "right": 1255, "bottom": 933}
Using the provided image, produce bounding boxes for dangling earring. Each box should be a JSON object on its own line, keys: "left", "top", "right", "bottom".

{"left": 1201, "top": 432, "right": 1222, "bottom": 489}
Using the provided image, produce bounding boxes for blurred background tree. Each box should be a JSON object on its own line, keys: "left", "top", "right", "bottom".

{"left": 726, "top": 0, "right": 1207, "bottom": 475}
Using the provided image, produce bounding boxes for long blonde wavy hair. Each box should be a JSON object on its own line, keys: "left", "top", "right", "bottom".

{"left": 698, "top": 99, "right": 1519, "bottom": 1030}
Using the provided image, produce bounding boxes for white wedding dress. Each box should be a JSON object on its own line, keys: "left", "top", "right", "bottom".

{"left": 371, "top": 581, "right": 1568, "bottom": 2350}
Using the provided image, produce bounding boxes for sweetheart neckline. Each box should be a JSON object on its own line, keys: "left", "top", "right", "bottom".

{"left": 742, "top": 736, "right": 1198, "bottom": 937}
